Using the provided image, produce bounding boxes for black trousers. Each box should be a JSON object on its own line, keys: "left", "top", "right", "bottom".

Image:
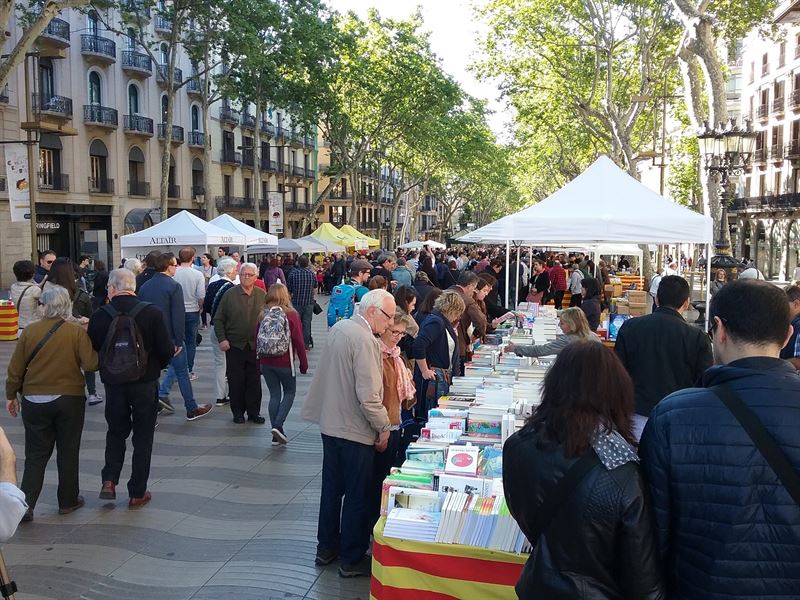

{"left": 102, "top": 380, "right": 158, "bottom": 498}
{"left": 569, "top": 293, "right": 583, "bottom": 308}
{"left": 368, "top": 429, "right": 401, "bottom": 528}
{"left": 21, "top": 395, "right": 85, "bottom": 510}
{"left": 226, "top": 345, "right": 262, "bottom": 419}
{"left": 553, "top": 290, "right": 565, "bottom": 310}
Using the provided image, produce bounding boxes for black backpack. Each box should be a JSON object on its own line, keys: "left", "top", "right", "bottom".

{"left": 99, "top": 302, "right": 150, "bottom": 384}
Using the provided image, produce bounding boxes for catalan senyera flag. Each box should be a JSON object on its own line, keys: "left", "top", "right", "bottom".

{"left": 370, "top": 519, "right": 526, "bottom": 600}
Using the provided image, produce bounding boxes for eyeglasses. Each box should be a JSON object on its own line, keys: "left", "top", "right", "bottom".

{"left": 388, "top": 329, "right": 405, "bottom": 337}
{"left": 378, "top": 308, "right": 393, "bottom": 320}
{"left": 707, "top": 316, "right": 726, "bottom": 340}
{"left": 44, "top": 259, "right": 54, "bottom": 265}
{"left": 240, "top": 272, "right": 257, "bottom": 278}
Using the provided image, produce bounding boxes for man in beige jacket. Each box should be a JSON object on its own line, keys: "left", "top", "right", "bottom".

{"left": 303, "top": 289, "right": 395, "bottom": 578}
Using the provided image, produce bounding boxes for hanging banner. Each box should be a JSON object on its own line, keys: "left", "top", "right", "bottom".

{"left": 5, "top": 143, "right": 30, "bottom": 222}
{"left": 268, "top": 193, "right": 283, "bottom": 234}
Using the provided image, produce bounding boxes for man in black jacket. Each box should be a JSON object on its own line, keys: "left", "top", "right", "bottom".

{"left": 87, "top": 268, "right": 174, "bottom": 508}
{"left": 614, "top": 275, "right": 712, "bottom": 440}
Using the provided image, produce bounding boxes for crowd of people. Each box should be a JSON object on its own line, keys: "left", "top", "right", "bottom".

{"left": 1, "top": 241, "right": 800, "bottom": 598}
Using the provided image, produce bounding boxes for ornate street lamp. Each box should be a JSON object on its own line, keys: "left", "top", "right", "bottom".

{"left": 698, "top": 117, "right": 757, "bottom": 255}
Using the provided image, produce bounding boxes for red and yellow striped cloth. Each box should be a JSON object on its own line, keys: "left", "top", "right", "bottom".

{"left": 370, "top": 518, "right": 526, "bottom": 600}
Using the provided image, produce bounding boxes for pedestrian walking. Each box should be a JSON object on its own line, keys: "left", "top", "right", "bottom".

{"left": 87, "top": 269, "right": 174, "bottom": 509}
{"left": 10, "top": 260, "right": 43, "bottom": 332}
{"left": 213, "top": 262, "right": 267, "bottom": 424}
{"left": 5, "top": 285, "right": 99, "bottom": 522}
{"left": 139, "top": 253, "right": 211, "bottom": 421}
{"left": 567, "top": 263, "right": 583, "bottom": 307}
{"left": 640, "top": 280, "right": 800, "bottom": 599}
{"left": 33, "top": 249, "right": 55, "bottom": 284}
{"left": 203, "top": 258, "right": 237, "bottom": 407}
{"left": 286, "top": 255, "right": 317, "bottom": 350}
{"left": 257, "top": 284, "right": 308, "bottom": 445}
{"left": 303, "top": 289, "right": 396, "bottom": 578}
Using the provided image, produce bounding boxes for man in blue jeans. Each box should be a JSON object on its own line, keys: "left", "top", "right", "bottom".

{"left": 287, "top": 255, "right": 316, "bottom": 349}
{"left": 139, "top": 252, "right": 212, "bottom": 421}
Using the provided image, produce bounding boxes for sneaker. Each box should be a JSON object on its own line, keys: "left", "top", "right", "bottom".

{"left": 186, "top": 404, "right": 213, "bottom": 421}
{"left": 158, "top": 397, "right": 175, "bottom": 413}
{"left": 99, "top": 481, "right": 116, "bottom": 500}
{"left": 189, "top": 372, "right": 198, "bottom": 381}
{"left": 315, "top": 547, "right": 339, "bottom": 566}
{"left": 215, "top": 398, "right": 230, "bottom": 407}
{"left": 87, "top": 394, "right": 103, "bottom": 406}
{"left": 233, "top": 416, "right": 246, "bottom": 424}
{"left": 58, "top": 496, "right": 85, "bottom": 515}
{"left": 338, "top": 556, "right": 371, "bottom": 578}
{"left": 129, "top": 491, "right": 152, "bottom": 509}
{"left": 272, "top": 427, "right": 288, "bottom": 444}
{"left": 248, "top": 415, "right": 266, "bottom": 424}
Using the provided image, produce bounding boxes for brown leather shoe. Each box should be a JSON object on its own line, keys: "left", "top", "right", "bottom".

{"left": 186, "top": 404, "right": 213, "bottom": 421}
{"left": 129, "top": 491, "right": 151, "bottom": 509}
{"left": 58, "top": 496, "right": 85, "bottom": 515}
{"left": 100, "top": 481, "right": 116, "bottom": 500}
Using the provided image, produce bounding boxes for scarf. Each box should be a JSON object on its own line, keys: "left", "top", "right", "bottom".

{"left": 380, "top": 341, "right": 416, "bottom": 402}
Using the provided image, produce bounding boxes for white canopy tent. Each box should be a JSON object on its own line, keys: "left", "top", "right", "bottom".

{"left": 247, "top": 236, "right": 344, "bottom": 255}
{"left": 120, "top": 210, "right": 246, "bottom": 258}
{"left": 399, "top": 240, "right": 446, "bottom": 250}
{"left": 208, "top": 214, "right": 278, "bottom": 250}
{"left": 300, "top": 235, "right": 345, "bottom": 253}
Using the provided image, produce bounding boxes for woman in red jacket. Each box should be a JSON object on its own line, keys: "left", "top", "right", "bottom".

{"left": 258, "top": 284, "right": 308, "bottom": 445}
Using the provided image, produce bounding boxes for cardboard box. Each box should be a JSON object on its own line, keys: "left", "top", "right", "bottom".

{"left": 616, "top": 304, "right": 630, "bottom": 315}
{"left": 627, "top": 290, "right": 647, "bottom": 302}
{"left": 629, "top": 305, "right": 647, "bottom": 316}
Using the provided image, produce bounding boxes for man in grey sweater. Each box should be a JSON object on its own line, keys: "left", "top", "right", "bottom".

{"left": 303, "top": 289, "right": 395, "bottom": 578}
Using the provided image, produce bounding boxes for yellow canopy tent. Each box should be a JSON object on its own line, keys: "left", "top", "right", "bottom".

{"left": 339, "top": 224, "right": 380, "bottom": 249}
{"left": 310, "top": 223, "right": 355, "bottom": 248}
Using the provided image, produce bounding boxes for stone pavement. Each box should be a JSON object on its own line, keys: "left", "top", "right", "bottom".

{"left": 0, "top": 302, "right": 371, "bottom": 599}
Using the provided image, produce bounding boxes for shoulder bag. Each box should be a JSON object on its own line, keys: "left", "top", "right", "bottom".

{"left": 710, "top": 384, "right": 800, "bottom": 506}
{"left": 23, "top": 320, "right": 65, "bottom": 378}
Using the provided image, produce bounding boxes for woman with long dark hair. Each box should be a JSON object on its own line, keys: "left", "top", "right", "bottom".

{"left": 580, "top": 277, "right": 602, "bottom": 332}
{"left": 503, "top": 342, "right": 664, "bottom": 599}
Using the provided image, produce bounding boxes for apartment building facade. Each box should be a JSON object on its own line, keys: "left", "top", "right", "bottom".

{"left": 732, "top": 3, "right": 800, "bottom": 279}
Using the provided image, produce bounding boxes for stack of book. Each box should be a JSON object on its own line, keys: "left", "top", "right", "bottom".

{"left": 384, "top": 507, "right": 442, "bottom": 542}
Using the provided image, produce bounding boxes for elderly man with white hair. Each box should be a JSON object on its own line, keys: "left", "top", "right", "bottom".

{"left": 87, "top": 269, "right": 174, "bottom": 508}
{"left": 202, "top": 258, "right": 238, "bottom": 406}
{"left": 214, "top": 262, "right": 267, "bottom": 424}
{"left": 303, "top": 289, "right": 395, "bottom": 578}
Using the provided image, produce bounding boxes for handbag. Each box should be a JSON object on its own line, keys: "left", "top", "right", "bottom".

{"left": 710, "top": 384, "right": 800, "bottom": 506}
{"left": 313, "top": 301, "right": 323, "bottom": 315}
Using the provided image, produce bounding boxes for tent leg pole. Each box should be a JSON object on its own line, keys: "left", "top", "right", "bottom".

{"left": 515, "top": 245, "right": 521, "bottom": 311}
{"left": 705, "top": 243, "right": 712, "bottom": 332}
{"left": 505, "top": 240, "right": 510, "bottom": 308}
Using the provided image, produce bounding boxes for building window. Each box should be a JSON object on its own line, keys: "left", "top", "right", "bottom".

{"left": 224, "top": 174, "right": 232, "bottom": 199}
{"left": 780, "top": 41, "right": 786, "bottom": 68}
{"left": 39, "top": 58, "right": 54, "bottom": 101}
{"left": 762, "top": 53, "right": 769, "bottom": 77}
{"left": 126, "top": 27, "right": 136, "bottom": 50}
{"left": 88, "top": 71, "right": 101, "bottom": 105}
{"left": 160, "top": 43, "right": 169, "bottom": 66}
{"left": 40, "top": 148, "right": 55, "bottom": 187}
{"left": 191, "top": 105, "right": 200, "bottom": 132}
{"left": 161, "top": 94, "right": 168, "bottom": 122}
{"left": 89, "top": 139, "right": 109, "bottom": 192}
{"left": 87, "top": 11, "right": 99, "bottom": 36}
{"left": 244, "top": 177, "right": 252, "bottom": 199}
{"left": 128, "top": 84, "right": 139, "bottom": 114}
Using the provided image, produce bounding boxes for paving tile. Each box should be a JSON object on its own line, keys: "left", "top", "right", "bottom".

{"left": 13, "top": 544, "right": 135, "bottom": 576}
{"left": 108, "top": 554, "right": 224, "bottom": 587}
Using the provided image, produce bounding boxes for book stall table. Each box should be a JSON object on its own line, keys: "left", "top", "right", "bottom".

{"left": 370, "top": 517, "right": 526, "bottom": 600}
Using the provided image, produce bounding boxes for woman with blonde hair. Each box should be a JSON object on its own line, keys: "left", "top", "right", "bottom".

{"left": 710, "top": 268, "right": 727, "bottom": 296}
{"left": 505, "top": 307, "right": 600, "bottom": 358}
{"left": 257, "top": 283, "right": 308, "bottom": 445}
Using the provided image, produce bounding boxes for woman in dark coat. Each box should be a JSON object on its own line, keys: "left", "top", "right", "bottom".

{"left": 504, "top": 342, "right": 664, "bottom": 600}
{"left": 580, "top": 277, "right": 602, "bottom": 332}
{"left": 412, "top": 271, "right": 436, "bottom": 306}
{"left": 419, "top": 254, "right": 440, "bottom": 288}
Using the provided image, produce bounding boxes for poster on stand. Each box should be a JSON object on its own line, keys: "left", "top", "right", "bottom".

{"left": 5, "top": 143, "right": 30, "bottom": 222}
{"left": 268, "top": 194, "right": 283, "bottom": 234}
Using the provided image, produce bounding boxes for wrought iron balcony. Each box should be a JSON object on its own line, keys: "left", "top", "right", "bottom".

{"left": 286, "top": 201, "right": 308, "bottom": 212}
{"left": 215, "top": 196, "right": 264, "bottom": 210}
{"left": 275, "top": 124, "right": 286, "bottom": 139}
{"left": 167, "top": 184, "right": 180, "bottom": 198}
{"left": 39, "top": 173, "right": 69, "bottom": 191}
{"left": 121, "top": 51, "right": 152, "bottom": 76}
{"left": 157, "top": 123, "right": 184, "bottom": 143}
{"left": 123, "top": 114, "right": 153, "bottom": 136}
{"left": 305, "top": 168, "right": 316, "bottom": 179}
{"left": 769, "top": 144, "right": 784, "bottom": 161}
{"left": 220, "top": 149, "right": 242, "bottom": 165}
{"left": 731, "top": 193, "right": 800, "bottom": 211}
{"left": 757, "top": 104, "right": 770, "bottom": 120}
{"left": 304, "top": 135, "right": 315, "bottom": 148}
{"left": 292, "top": 165, "right": 306, "bottom": 177}
{"left": 753, "top": 148, "right": 767, "bottom": 164}
{"left": 261, "top": 158, "right": 278, "bottom": 172}
{"left": 219, "top": 105, "right": 239, "bottom": 125}
{"left": 156, "top": 64, "right": 183, "bottom": 86}
{"left": 260, "top": 121, "right": 275, "bottom": 137}
{"left": 241, "top": 113, "right": 256, "bottom": 130}
{"left": 80, "top": 35, "right": 116, "bottom": 62}
{"left": 187, "top": 131, "right": 205, "bottom": 147}
{"left": 128, "top": 180, "right": 150, "bottom": 196}
{"left": 83, "top": 105, "right": 118, "bottom": 128}
{"left": 186, "top": 77, "right": 203, "bottom": 96}
{"left": 191, "top": 186, "right": 205, "bottom": 199}
{"left": 288, "top": 130, "right": 303, "bottom": 147}
{"left": 88, "top": 177, "right": 114, "bottom": 194}
{"left": 34, "top": 94, "right": 72, "bottom": 118}
{"left": 242, "top": 149, "right": 254, "bottom": 168}
{"left": 791, "top": 89, "right": 800, "bottom": 110}
{"left": 39, "top": 18, "right": 70, "bottom": 47}
{"left": 155, "top": 15, "right": 172, "bottom": 34}
{"left": 329, "top": 191, "right": 353, "bottom": 200}
{"left": 773, "top": 97, "right": 785, "bottom": 115}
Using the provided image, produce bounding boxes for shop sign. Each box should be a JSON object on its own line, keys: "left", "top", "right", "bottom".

{"left": 36, "top": 221, "right": 61, "bottom": 232}
{"left": 150, "top": 236, "right": 177, "bottom": 244}
{"left": 5, "top": 143, "right": 30, "bottom": 223}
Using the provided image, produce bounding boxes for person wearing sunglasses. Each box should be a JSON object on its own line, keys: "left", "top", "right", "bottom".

{"left": 33, "top": 249, "right": 56, "bottom": 284}
{"left": 640, "top": 279, "right": 800, "bottom": 600}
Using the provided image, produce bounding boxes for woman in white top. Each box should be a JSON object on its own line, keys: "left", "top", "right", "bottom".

{"left": 10, "top": 260, "right": 42, "bottom": 332}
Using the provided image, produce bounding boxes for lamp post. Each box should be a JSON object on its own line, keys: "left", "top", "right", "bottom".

{"left": 698, "top": 117, "right": 757, "bottom": 255}
{"left": 383, "top": 217, "right": 390, "bottom": 249}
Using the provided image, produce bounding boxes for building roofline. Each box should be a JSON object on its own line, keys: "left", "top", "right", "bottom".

{"left": 776, "top": 0, "right": 800, "bottom": 24}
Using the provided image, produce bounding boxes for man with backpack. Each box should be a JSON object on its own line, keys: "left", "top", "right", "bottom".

{"left": 639, "top": 280, "right": 800, "bottom": 599}
{"left": 87, "top": 269, "right": 174, "bottom": 508}
{"left": 327, "top": 259, "right": 371, "bottom": 327}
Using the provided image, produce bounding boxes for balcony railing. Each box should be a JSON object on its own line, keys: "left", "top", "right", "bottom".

{"left": 83, "top": 105, "right": 118, "bottom": 128}
{"left": 157, "top": 123, "right": 184, "bottom": 143}
{"left": 260, "top": 121, "right": 275, "bottom": 137}
{"left": 187, "top": 131, "right": 205, "bottom": 147}
{"left": 773, "top": 97, "right": 785, "bottom": 114}
{"left": 219, "top": 105, "right": 239, "bottom": 124}
{"left": 215, "top": 196, "right": 267, "bottom": 210}
{"left": 261, "top": 158, "right": 278, "bottom": 172}
{"left": 39, "top": 18, "right": 70, "bottom": 47}
{"left": 167, "top": 184, "right": 180, "bottom": 198}
{"left": 757, "top": 104, "right": 770, "bottom": 120}
{"left": 753, "top": 148, "right": 767, "bottom": 163}
{"left": 220, "top": 149, "right": 242, "bottom": 165}
{"left": 34, "top": 94, "right": 72, "bottom": 118}
{"left": 186, "top": 77, "right": 202, "bottom": 95}
{"left": 292, "top": 165, "right": 306, "bottom": 177}
{"left": 330, "top": 191, "right": 353, "bottom": 200}
{"left": 191, "top": 186, "right": 205, "bottom": 199}
{"left": 123, "top": 114, "right": 154, "bottom": 136}
{"left": 242, "top": 149, "right": 254, "bottom": 167}
{"left": 156, "top": 64, "right": 183, "bottom": 86}
{"left": 275, "top": 124, "right": 286, "bottom": 139}
{"left": 80, "top": 35, "right": 116, "bottom": 61}
{"left": 88, "top": 177, "right": 114, "bottom": 194}
{"left": 39, "top": 173, "right": 69, "bottom": 191}
{"left": 0, "top": 177, "right": 6, "bottom": 191}
{"left": 791, "top": 90, "right": 800, "bottom": 110}
{"left": 155, "top": 15, "right": 172, "bottom": 33}
{"left": 286, "top": 202, "right": 308, "bottom": 212}
{"left": 241, "top": 113, "right": 256, "bottom": 129}
{"left": 304, "top": 135, "right": 315, "bottom": 148}
{"left": 305, "top": 168, "right": 316, "bottom": 179}
{"left": 128, "top": 180, "right": 150, "bottom": 196}
{"left": 770, "top": 144, "right": 784, "bottom": 161}
{"left": 731, "top": 193, "right": 800, "bottom": 212}
{"left": 121, "top": 50, "right": 152, "bottom": 75}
